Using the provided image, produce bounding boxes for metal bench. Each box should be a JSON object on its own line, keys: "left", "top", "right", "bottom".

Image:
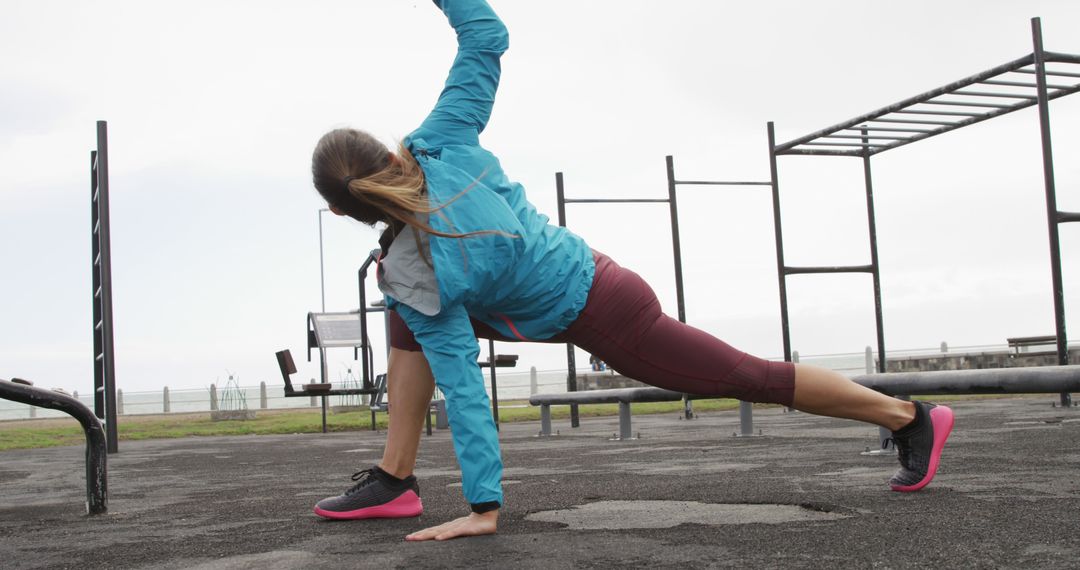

{"left": 1006, "top": 335, "right": 1059, "bottom": 355}
{"left": 275, "top": 349, "right": 377, "bottom": 433}
{"left": 531, "top": 365, "right": 1080, "bottom": 442}
{"left": 530, "top": 387, "right": 724, "bottom": 440}
{"left": 0, "top": 378, "right": 107, "bottom": 515}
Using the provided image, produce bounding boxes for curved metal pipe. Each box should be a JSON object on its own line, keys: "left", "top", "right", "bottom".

{"left": 0, "top": 379, "right": 108, "bottom": 514}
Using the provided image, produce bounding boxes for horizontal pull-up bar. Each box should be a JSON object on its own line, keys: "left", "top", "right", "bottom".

{"left": 563, "top": 198, "right": 668, "bottom": 204}
{"left": 801, "top": 142, "right": 887, "bottom": 148}
{"left": 674, "top": 180, "right": 772, "bottom": 186}
{"left": 824, "top": 134, "right": 910, "bottom": 141}
{"left": 1043, "top": 51, "right": 1080, "bottom": 64}
{"left": 953, "top": 89, "right": 1037, "bottom": 100}
{"left": 1016, "top": 68, "right": 1080, "bottom": 79}
{"left": 845, "top": 126, "right": 935, "bottom": 133}
{"left": 896, "top": 109, "right": 983, "bottom": 117}
{"left": 784, "top": 264, "right": 874, "bottom": 275}
{"left": 983, "top": 79, "right": 1075, "bottom": 89}
{"left": 924, "top": 100, "right": 1014, "bottom": 109}
{"left": 867, "top": 118, "right": 960, "bottom": 126}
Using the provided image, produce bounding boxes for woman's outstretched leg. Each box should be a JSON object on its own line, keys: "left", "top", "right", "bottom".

{"left": 789, "top": 364, "right": 955, "bottom": 491}
{"left": 565, "top": 252, "right": 954, "bottom": 491}
{"left": 790, "top": 365, "right": 956, "bottom": 492}
{"left": 791, "top": 363, "right": 914, "bottom": 430}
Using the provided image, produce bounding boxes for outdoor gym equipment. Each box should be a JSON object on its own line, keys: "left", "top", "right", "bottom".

{"left": 0, "top": 378, "right": 107, "bottom": 515}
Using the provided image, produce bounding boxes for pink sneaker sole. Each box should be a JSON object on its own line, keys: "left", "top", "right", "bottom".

{"left": 313, "top": 490, "right": 423, "bottom": 520}
{"left": 891, "top": 405, "right": 954, "bottom": 492}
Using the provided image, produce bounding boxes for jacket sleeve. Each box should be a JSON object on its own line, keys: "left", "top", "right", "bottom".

{"left": 395, "top": 301, "right": 504, "bottom": 510}
{"left": 420, "top": 0, "right": 509, "bottom": 142}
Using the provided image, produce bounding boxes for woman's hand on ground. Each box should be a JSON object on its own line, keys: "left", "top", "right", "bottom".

{"left": 405, "top": 510, "right": 498, "bottom": 541}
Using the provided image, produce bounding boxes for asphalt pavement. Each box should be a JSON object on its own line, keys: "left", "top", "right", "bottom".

{"left": 2, "top": 396, "right": 1079, "bottom": 569}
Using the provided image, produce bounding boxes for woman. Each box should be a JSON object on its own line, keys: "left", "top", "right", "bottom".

{"left": 309, "top": 0, "right": 954, "bottom": 541}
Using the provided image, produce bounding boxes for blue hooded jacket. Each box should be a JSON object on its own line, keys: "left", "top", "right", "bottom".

{"left": 379, "top": 0, "right": 594, "bottom": 511}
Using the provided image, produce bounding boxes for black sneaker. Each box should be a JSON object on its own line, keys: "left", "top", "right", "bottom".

{"left": 887, "top": 401, "right": 955, "bottom": 492}
{"left": 313, "top": 467, "right": 423, "bottom": 520}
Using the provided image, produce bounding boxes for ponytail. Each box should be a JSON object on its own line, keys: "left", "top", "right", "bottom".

{"left": 312, "top": 129, "right": 513, "bottom": 240}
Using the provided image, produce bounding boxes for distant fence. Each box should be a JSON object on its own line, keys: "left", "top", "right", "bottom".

{"left": 1, "top": 367, "right": 570, "bottom": 421}
{"left": 3, "top": 342, "right": 1074, "bottom": 421}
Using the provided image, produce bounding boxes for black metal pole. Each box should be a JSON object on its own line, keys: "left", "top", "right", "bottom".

{"left": 358, "top": 267, "right": 369, "bottom": 388}
{"left": 862, "top": 128, "right": 887, "bottom": 373}
{"left": 665, "top": 156, "right": 687, "bottom": 324}
{"left": 357, "top": 249, "right": 379, "bottom": 391}
{"left": 665, "top": 156, "right": 694, "bottom": 419}
{"left": 556, "top": 172, "right": 580, "bottom": 427}
{"left": 1031, "top": 18, "right": 1072, "bottom": 407}
{"left": 767, "top": 123, "right": 793, "bottom": 362}
{"left": 95, "top": 121, "right": 119, "bottom": 454}
{"left": 488, "top": 339, "right": 499, "bottom": 430}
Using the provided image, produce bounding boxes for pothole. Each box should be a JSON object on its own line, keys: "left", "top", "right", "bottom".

{"left": 525, "top": 500, "right": 850, "bottom": 529}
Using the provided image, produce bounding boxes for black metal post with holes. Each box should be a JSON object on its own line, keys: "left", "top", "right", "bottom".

{"left": 1032, "top": 18, "right": 1072, "bottom": 407}
{"left": 91, "top": 151, "right": 103, "bottom": 419}
{"left": 555, "top": 172, "right": 581, "bottom": 428}
{"left": 91, "top": 120, "right": 119, "bottom": 454}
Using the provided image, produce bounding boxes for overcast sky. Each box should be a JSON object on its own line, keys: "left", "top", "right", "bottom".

{"left": 2, "top": 1, "right": 1079, "bottom": 395}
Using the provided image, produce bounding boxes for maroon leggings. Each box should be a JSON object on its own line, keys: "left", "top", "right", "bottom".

{"left": 388, "top": 251, "right": 795, "bottom": 407}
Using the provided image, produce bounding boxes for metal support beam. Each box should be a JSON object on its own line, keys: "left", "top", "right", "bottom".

{"left": 735, "top": 401, "right": 760, "bottom": 437}
{"left": 853, "top": 365, "right": 1080, "bottom": 396}
{"left": 1032, "top": 17, "right": 1072, "bottom": 407}
{"left": 665, "top": 156, "right": 693, "bottom": 420}
{"left": 617, "top": 402, "right": 633, "bottom": 440}
{"left": 555, "top": 172, "right": 580, "bottom": 428}
{"left": 539, "top": 404, "right": 552, "bottom": 436}
{"left": 665, "top": 156, "right": 687, "bottom": 325}
{"left": 862, "top": 128, "right": 887, "bottom": 373}
{"left": 356, "top": 249, "right": 381, "bottom": 391}
{"left": 767, "top": 123, "right": 793, "bottom": 364}
{"left": 785, "top": 265, "right": 874, "bottom": 275}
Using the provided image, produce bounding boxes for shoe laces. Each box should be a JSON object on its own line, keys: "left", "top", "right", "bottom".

{"left": 344, "top": 469, "right": 378, "bottom": 496}
{"left": 882, "top": 436, "right": 912, "bottom": 468}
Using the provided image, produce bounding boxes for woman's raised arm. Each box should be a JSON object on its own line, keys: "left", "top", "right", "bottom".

{"left": 418, "top": 0, "right": 510, "bottom": 143}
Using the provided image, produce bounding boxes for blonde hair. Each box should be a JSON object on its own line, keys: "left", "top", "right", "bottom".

{"left": 312, "top": 128, "right": 508, "bottom": 240}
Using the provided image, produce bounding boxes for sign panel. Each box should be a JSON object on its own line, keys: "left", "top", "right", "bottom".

{"left": 310, "top": 313, "right": 364, "bottom": 347}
